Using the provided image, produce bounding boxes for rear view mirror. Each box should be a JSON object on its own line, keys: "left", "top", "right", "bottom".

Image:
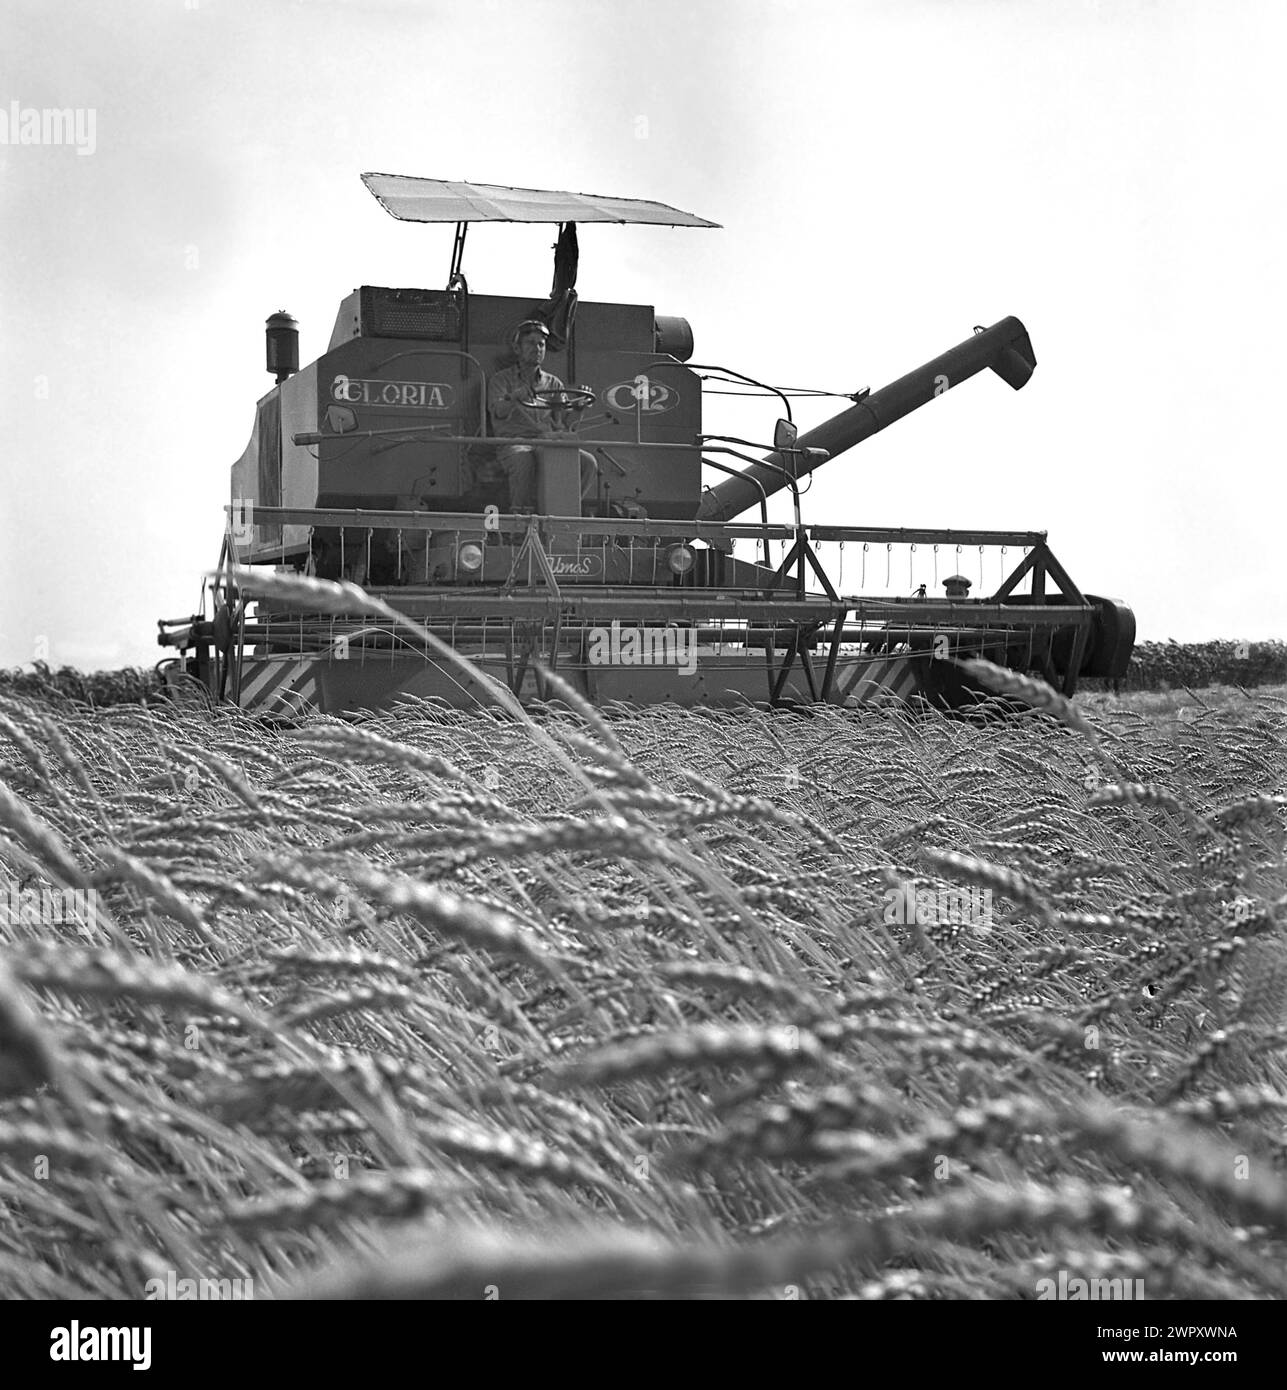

{"left": 773, "top": 418, "right": 799, "bottom": 452}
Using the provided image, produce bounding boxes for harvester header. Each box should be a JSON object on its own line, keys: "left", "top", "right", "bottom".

{"left": 156, "top": 174, "right": 1134, "bottom": 717}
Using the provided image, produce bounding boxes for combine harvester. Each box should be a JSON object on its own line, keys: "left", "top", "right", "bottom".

{"left": 158, "top": 175, "right": 1134, "bottom": 716}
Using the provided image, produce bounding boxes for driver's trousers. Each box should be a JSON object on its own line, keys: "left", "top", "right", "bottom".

{"left": 498, "top": 444, "right": 599, "bottom": 511}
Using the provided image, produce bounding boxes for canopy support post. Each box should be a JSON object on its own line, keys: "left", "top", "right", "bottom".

{"left": 447, "top": 221, "right": 468, "bottom": 288}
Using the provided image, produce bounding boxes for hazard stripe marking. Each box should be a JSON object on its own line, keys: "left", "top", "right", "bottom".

{"left": 271, "top": 676, "right": 319, "bottom": 716}
{"left": 834, "top": 654, "right": 933, "bottom": 704}
{"left": 238, "top": 663, "right": 286, "bottom": 706}
{"left": 239, "top": 660, "right": 317, "bottom": 714}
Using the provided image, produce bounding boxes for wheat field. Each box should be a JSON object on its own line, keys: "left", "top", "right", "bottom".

{"left": 0, "top": 662, "right": 1284, "bottom": 1300}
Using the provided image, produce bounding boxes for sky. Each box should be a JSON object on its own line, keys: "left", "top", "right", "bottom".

{"left": 1, "top": 0, "right": 1283, "bottom": 672}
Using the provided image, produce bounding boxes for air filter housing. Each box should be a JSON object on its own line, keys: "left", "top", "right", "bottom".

{"left": 329, "top": 286, "right": 464, "bottom": 349}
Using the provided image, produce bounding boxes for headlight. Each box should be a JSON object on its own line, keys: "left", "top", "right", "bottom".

{"left": 667, "top": 544, "right": 695, "bottom": 575}
{"left": 457, "top": 542, "right": 484, "bottom": 573}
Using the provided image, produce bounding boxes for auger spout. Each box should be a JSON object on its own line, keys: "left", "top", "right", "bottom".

{"left": 695, "top": 316, "right": 1036, "bottom": 523}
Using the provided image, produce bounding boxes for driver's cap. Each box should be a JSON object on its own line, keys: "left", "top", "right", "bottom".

{"left": 512, "top": 318, "right": 551, "bottom": 343}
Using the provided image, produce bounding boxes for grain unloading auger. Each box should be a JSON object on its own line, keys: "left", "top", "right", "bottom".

{"left": 157, "top": 175, "right": 1135, "bottom": 717}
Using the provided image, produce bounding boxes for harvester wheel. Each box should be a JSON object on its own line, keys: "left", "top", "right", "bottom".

{"left": 923, "top": 657, "right": 1028, "bottom": 717}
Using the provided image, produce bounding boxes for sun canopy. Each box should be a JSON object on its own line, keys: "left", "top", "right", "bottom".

{"left": 361, "top": 174, "right": 719, "bottom": 228}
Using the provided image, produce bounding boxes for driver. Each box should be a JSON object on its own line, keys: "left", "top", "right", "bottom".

{"left": 486, "top": 318, "right": 598, "bottom": 511}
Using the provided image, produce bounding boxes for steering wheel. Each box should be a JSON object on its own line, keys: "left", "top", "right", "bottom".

{"left": 526, "top": 386, "right": 597, "bottom": 412}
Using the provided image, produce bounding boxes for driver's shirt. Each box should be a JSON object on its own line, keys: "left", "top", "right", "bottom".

{"left": 488, "top": 364, "right": 565, "bottom": 454}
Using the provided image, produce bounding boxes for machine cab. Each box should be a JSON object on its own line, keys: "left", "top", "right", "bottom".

{"left": 229, "top": 175, "right": 719, "bottom": 585}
